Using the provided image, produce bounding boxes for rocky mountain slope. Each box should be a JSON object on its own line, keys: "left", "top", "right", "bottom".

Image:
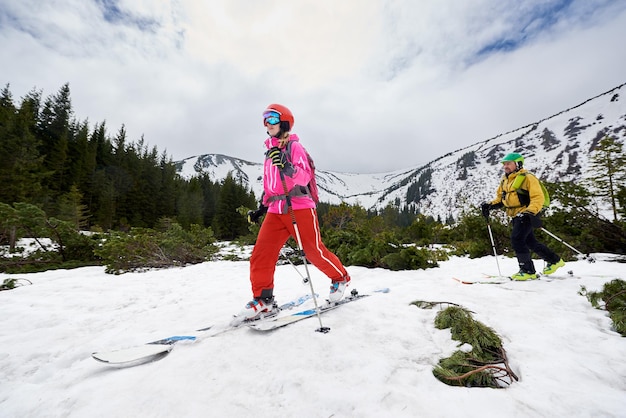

{"left": 176, "top": 82, "right": 626, "bottom": 221}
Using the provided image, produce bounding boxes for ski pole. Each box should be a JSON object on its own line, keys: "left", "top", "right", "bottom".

{"left": 539, "top": 227, "right": 596, "bottom": 263}
{"left": 279, "top": 169, "right": 330, "bottom": 333}
{"left": 280, "top": 247, "right": 309, "bottom": 284}
{"left": 486, "top": 222, "right": 504, "bottom": 277}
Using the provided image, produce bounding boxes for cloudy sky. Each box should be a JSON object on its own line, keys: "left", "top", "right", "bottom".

{"left": 2, "top": 0, "right": 626, "bottom": 173}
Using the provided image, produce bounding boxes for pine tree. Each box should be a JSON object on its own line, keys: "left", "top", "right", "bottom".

{"left": 0, "top": 86, "right": 44, "bottom": 204}
{"left": 213, "top": 173, "right": 256, "bottom": 239}
{"left": 202, "top": 175, "right": 220, "bottom": 227}
{"left": 618, "top": 187, "right": 626, "bottom": 221}
{"left": 177, "top": 177, "right": 204, "bottom": 228}
{"left": 0, "top": 203, "right": 19, "bottom": 250}
{"left": 38, "top": 83, "right": 73, "bottom": 206}
{"left": 92, "top": 170, "right": 116, "bottom": 230}
{"left": 157, "top": 151, "right": 178, "bottom": 218}
{"left": 130, "top": 139, "right": 161, "bottom": 227}
{"left": 0, "top": 84, "right": 14, "bottom": 127}
{"left": 92, "top": 121, "right": 112, "bottom": 169}
{"left": 71, "top": 119, "right": 97, "bottom": 197}
{"left": 586, "top": 135, "right": 626, "bottom": 221}
{"left": 57, "top": 185, "right": 89, "bottom": 230}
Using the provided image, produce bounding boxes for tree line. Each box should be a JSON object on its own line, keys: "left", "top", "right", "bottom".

{"left": 0, "top": 82, "right": 256, "bottom": 243}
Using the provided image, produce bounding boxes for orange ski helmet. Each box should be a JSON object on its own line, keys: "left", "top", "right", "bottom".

{"left": 263, "top": 103, "right": 294, "bottom": 131}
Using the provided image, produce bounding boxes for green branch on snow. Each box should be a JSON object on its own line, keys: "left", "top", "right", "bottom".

{"left": 579, "top": 279, "right": 626, "bottom": 337}
{"left": 412, "top": 302, "right": 518, "bottom": 388}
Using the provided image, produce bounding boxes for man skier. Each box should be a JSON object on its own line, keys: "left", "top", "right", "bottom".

{"left": 481, "top": 153, "right": 565, "bottom": 280}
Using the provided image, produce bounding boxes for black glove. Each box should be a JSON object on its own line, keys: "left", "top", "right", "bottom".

{"left": 515, "top": 211, "right": 542, "bottom": 228}
{"left": 247, "top": 204, "right": 268, "bottom": 224}
{"left": 267, "top": 147, "right": 288, "bottom": 169}
{"left": 518, "top": 211, "right": 542, "bottom": 228}
{"left": 480, "top": 202, "right": 491, "bottom": 219}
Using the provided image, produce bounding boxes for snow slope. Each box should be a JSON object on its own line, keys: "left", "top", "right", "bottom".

{"left": 1, "top": 254, "right": 625, "bottom": 417}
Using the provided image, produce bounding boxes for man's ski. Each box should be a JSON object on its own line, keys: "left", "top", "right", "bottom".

{"left": 247, "top": 290, "right": 369, "bottom": 332}
{"left": 536, "top": 271, "right": 580, "bottom": 281}
{"left": 454, "top": 270, "right": 580, "bottom": 284}
{"left": 453, "top": 276, "right": 510, "bottom": 285}
{"left": 91, "top": 293, "right": 314, "bottom": 366}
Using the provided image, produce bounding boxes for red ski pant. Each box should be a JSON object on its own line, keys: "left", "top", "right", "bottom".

{"left": 249, "top": 208, "right": 348, "bottom": 298}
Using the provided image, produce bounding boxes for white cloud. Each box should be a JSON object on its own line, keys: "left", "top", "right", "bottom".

{"left": 1, "top": 0, "right": 626, "bottom": 173}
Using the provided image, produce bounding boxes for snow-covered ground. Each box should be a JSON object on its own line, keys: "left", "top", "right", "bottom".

{"left": 1, "top": 252, "right": 625, "bottom": 418}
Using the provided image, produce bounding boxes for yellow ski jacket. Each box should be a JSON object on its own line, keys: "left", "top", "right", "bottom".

{"left": 489, "top": 168, "right": 545, "bottom": 217}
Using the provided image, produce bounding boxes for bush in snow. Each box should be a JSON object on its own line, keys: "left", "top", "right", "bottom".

{"left": 95, "top": 220, "right": 218, "bottom": 274}
{"left": 412, "top": 302, "right": 518, "bottom": 388}
{"left": 580, "top": 279, "right": 626, "bottom": 337}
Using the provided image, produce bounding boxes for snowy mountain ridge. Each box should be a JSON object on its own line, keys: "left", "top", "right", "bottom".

{"left": 175, "top": 82, "right": 626, "bottom": 221}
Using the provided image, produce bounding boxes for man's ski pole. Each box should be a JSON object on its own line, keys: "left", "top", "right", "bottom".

{"left": 486, "top": 222, "right": 504, "bottom": 277}
{"left": 279, "top": 169, "right": 330, "bottom": 333}
{"left": 539, "top": 227, "right": 596, "bottom": 263}
{"left": 481, "top": 206, "right": 503, "bottom": 277}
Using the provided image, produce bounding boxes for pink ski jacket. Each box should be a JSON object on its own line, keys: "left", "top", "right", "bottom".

{"left": 262, "top": 134, "right": 316, "bottom": 214}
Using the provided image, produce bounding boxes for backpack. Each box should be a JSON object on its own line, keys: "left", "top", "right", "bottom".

{"left": 285, "top": 141, "right": 320, "bottom": 204}
{"left": 510, "top": 172, "right": 550, "bottom": 209}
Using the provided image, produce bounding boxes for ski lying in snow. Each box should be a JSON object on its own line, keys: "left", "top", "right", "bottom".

{"left": 453, "top": 276, "right": 510, "bottom": 285}
{"left": 536, "top": 272, "right": 580, "bottom": 281}
{"left": 483, "top": 271, "right": 579, "bottom": 281}
{"left": 91, "top": 331, "right": 212, "bottom": 366}
{"left": 247, "top": 289, "right": 370, "bottom": 332}
{"left": 454, "top": 270, "right": 580, "bottom": 285}
{"left": 91, "top": 293, "right": 315, "bottom": 366}
{"left": 91, "top": 338, "right": 179, "bottom": 365}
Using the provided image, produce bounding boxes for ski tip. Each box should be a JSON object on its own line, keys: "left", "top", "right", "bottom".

{"left": 91, "top": 344, "right": 173, "bottom": 366}
{"left": 374, "top": 287, "right": 390, "bottom": 293}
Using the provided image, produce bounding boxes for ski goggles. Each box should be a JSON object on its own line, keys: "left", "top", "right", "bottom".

{"left": 263, "top": 111, "right": 281, "bottom": 126}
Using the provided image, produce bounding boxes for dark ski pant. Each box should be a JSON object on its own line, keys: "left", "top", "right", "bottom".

{"left": 511, "top": 215, "right": 559, "bottom": 273}
{"left": 249, "top": 208, "right": 348, "bottom": 299}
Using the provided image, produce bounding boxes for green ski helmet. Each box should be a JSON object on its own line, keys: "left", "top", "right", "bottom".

{"left": 501, "top": 152, "right": 524, "bottom": 169}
